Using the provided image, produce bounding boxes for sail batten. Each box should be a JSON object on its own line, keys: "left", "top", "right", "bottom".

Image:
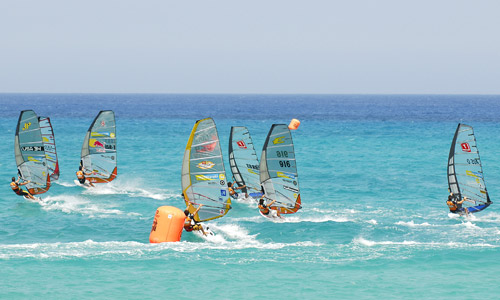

{"left": 259, "top": 124, "right": 301, "bottom": 214}
{"left": 447, "top": 123, "right": 492, "bottom": 213}
{"left": 80, "top": 111, "right": 117, "bottom": 184}
{"left": 182, "top": 118, "right": 231, "bottom": 222}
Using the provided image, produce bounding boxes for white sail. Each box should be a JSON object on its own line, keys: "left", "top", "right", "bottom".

{"left": 80, "top": 111, "right": 117, "bottom": 184}
{"left": 448, "top": 123, "right": 492, "bottom": 213}
{"left": 15, "top": 110, "right": 51, "bottom": 195}
{"left": 181, "top": 118, "right": 231, "bottom": 222}
{"left": 260, "top": 124, "right": 301, "bottom": 214}
{"left": 228, "top": 126, "right": 262, "bottom": 197}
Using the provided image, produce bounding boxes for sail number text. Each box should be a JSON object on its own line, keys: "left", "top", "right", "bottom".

{"left": 279, "top": 161, "right": 291, "bottom": 168}
{"left": 276, "top": 151, "right": 289, "bottom": 158}
{"left": 467, "top": 158, "right": 480, "bottom": 165}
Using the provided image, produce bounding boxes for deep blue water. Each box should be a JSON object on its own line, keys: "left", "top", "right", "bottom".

{"left": 1, "top": 94, "right": 500, "bottom": 299}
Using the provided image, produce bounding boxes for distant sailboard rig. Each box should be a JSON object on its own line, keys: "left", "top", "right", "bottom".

{"left": 182, "top": 118, "right": 231, "bottom": 233}
{"left": 259, "top": 124, "right": 301, "bottom": 218}
{"left": 448, "top": 123, "right": 492, "bottom": 214}
{"left": 14, "top": 110, "right": 51, "bottom": 198}
{"left": 228, "top": 126, "right": 263, "bottom": 199}
{"left": 38, "top": 116, "right": 59, "bottom": 180}
{"left": 78, "top": 110, "right": 117, "bottom": 186}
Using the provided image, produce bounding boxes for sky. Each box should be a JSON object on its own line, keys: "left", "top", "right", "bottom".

{"left": 1, "top": 0, "right": 500, "bottom": 94}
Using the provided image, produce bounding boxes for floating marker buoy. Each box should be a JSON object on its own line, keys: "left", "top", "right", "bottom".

{"left": 288, "top": 119, "right": 300, "bottom": 130}
{"left": 149, "top": 206, "right": 185, "bottom": 243}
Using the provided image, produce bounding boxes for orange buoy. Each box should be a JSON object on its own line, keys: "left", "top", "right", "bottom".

{"left": 288, "top": 119, "right": 300, "bottom": 130}
{"left": 149, "top": 206, "right": 185, "bottom": 243}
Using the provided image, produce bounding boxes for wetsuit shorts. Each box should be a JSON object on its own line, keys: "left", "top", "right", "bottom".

{"left": 78, "top": 178, "right": 86, "bottom": 184}
{"left": 16, "top": 189, "right": 30, "bottom": 197}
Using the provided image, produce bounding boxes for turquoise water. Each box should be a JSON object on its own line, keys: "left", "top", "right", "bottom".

{"left": 1, "top": 94, "right": 500, "bottom": 299}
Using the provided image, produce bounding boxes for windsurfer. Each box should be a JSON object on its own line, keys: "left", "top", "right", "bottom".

{"left": 228, "top": 181, "right": 248, "bottom": 199}
{"left": 76, "top": 166, "right": 95, "bottom": 187}
{"left": 184, "top": 204, "right": 208, "bottom": 236}
{"left": 10, "top": 176, "right": 37, "bottom": 201}
{"left": 447, "top": 193, "right": 469, "bottom": 217}
{"left": 258, "top": 197, "right": 281, "bottom": 218}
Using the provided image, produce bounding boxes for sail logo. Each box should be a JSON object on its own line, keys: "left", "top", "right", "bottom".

{"left": 273, "top": 136, "right": 285, "bottom": 144}
{"left": 21, "top": 146, "right": 44, "bottom": 152}
{"left": 101, "top": 121, "right": 106, "bottom": 127}
{"left": 27, "top": 156, "right": 41, "bottom": 162}
{"left": 197, "top": 161, "right": 215, "bottom": 170}
{"left": 466, "top": 170, "right": 483, "bottom": 179}
{"left": 89, "top": 139, "right": 106, "bottom": 153}
{"left": 22, "top": 122, "right": 32, "bottom": 131}
{"left": 248, "top": 169, "right": 259, "bottom": 175}
{"left": 195, "top": 174, "right": 219, "bottom": 181}
{"left": 236, "top": 140, "right": 247, "bottom": 149}
{"left": 461, "top": 143, "right": 471, "bottom": 152}
{"left": 220, "top": 189, "right": 227, "bottom": 196}
{"left": 91, "top": 132, "right": 110, "bottom": 137}
{"left": 277, "top": 171, "right": 295, "bottom": 180}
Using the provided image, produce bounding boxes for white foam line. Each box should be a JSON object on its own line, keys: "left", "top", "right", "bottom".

{"left": 354, "top": 237, "right": 497, "bottom": 248}
{"left": 0, "top": 238, "right": 323, "bottom": 259}
{"left": 41, "top": 195, "right": 142, "bottom": 219}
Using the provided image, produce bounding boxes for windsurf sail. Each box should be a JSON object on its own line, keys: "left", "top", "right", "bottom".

{"left": 448, "top": 123, "right": 492, "bottom": 213}
{"left": 181, "top": 118, "right": 231, "bottom": 222}
{"left": 80, "top": 110, "right": 117, "bottom": 184}
{"left": 38, "top": 117, "right": 59, "bottom": 180}
{"left": 260, "top": 124, "right": 301, "bottom": 214}
{"left": 228, "top": 126, "right": 262, "bottom": 198}
{"left": 14, "top": 110, "right": 51, "bottom": 195}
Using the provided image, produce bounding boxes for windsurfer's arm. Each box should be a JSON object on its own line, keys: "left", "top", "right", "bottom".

{"left": 236, "top": 185, "right": 246, "bottom": 190}
{"left": 193, "top": 204, "right": 204, "bottom": 215}
{"left": 268, "top": 199, "right": 276, "bottom": 207}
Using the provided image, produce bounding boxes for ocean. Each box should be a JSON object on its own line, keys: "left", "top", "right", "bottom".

{"left": 1, "top": 94, "right": 499, "bottom": 299}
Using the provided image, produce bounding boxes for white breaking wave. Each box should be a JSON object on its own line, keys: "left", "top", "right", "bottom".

{"left": 0, "top": 235, "right": 323, "bottom": 259}
{"left": 353, "top": 237, "right": 497, "bottom": 248}
{"left": 40, "top": 195, "right": 141, "bottom": 218}
{"left": 79, "top": 178, "right": 172, "bottom": 201}
{"left": 395, "top": 220, "right": 434, "bottom": 227}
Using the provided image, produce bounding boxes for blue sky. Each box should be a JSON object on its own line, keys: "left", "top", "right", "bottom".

{"left": 1, "top": 0, "right": 499, "bottom": 94}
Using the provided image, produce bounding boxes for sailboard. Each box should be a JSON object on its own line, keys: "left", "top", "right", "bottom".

{"left": 259, "top": 124, "right": 301, "bottom": 215}
{"left": 38, "top": 116, "right": 59, "bottom": 180}
{"left": 181, "top": 118, "right": 231, "bottom": 223}
{"left": 228, "top": 126, "right": 263, "bottom": 198}
{"left": 447, "top": 123, "right": 492, "bottom": 214}
{"left": 14, "top": 110, "right": 51, "bottom": 195}
{"left": 80, "top": 110, "right": 117, "bottom": 184}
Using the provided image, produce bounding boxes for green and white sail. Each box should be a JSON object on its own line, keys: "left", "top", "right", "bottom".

{"left": 182, "top": 118, "right": 231, "bottom": 222}
{"left": 14, "top": 110, "right": 51, "bottom": 195}
{"left": 260, "top": 124, "right": 301, "bottom": 214}
{"left": 228, "top": 126, "right": 262, "bottom": 197}
{"left": 447, "top": 123, "right": 492, "bottom": 213}
{"left": 39, "top": 116, "right": 59, "bottom": 180}
{"left": 80, "top": 110, "right": 117, "bottom": 184}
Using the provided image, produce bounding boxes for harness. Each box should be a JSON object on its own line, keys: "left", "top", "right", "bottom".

{"left": 260, "top": 204, "right": 270, "bottom": 215}
{"left": 10, "top": 182, "right": 23, "bottom": 195}
{"left": 76, "top": 171, "right": 84, "bottom": 179}
{"left": 447, "top": 200, "right": 457, "bottom": 211}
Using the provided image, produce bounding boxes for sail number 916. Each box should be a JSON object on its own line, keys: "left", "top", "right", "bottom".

{"left": 279, "top": 161, "right": 291, "bottom": 168}
{"left": 276, "top": 151, "right": 289, "bottom": 158}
